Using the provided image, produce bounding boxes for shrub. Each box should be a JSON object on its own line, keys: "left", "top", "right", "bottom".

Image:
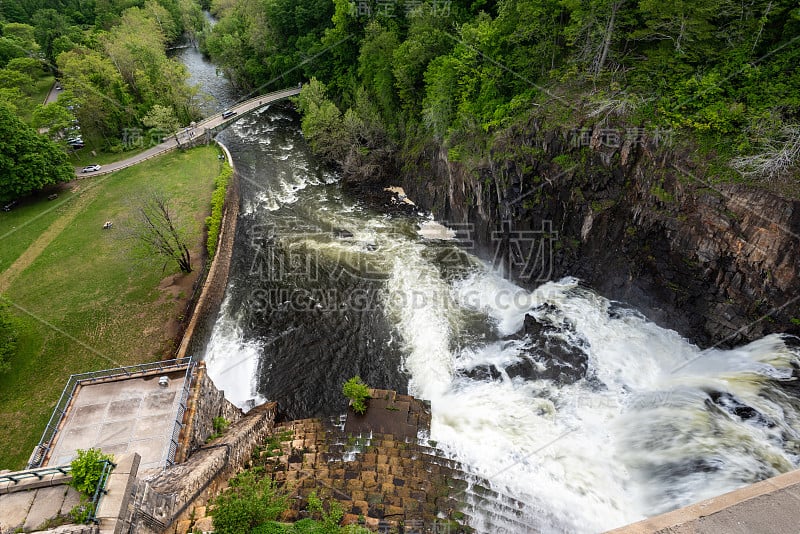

{"left": 68, "top": 448, "right": 113, "bottom": 497}
{"left": 68, "top": 448, "right": 113, "bottom": 524}
{"left": 207, "top": 416, "right": 231, "bottom": 441}
{"left": 211, "top": 469, "right": 288, "bottom": 534}
{"left": 206, "top": 161, "right": 233, "bottom": 258}
{"left": 342, "top": 377, "right": 371, "bottom": 415}
{"left": 213, "top": 416, "right": 230, "bottom": 434}
{"left": 251, "top": 522, "right": 290, "bottom": 534}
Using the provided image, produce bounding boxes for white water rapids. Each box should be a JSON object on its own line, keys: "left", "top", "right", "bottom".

{"left": 198, "top": 106, "right": 800, "bottom": 533}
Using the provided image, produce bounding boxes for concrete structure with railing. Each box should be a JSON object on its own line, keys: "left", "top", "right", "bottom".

{"left": 28, "top": 359, "right": 196, "bottom": 473}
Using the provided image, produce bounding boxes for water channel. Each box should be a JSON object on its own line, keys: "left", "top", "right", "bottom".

{"left": 175, "top": 40, "right": 800, "bottom": 533}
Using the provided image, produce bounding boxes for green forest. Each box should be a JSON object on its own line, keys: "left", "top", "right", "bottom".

{"left": 201, "top": 0, "right": 800, "bottom": 184}
{"left": 2, "top": 0, "right": 799, "bottom": 198}
{"left": 0, "top": 0, "right": 206, "bottom": 200}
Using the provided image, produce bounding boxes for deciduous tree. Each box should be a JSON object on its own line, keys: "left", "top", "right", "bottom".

{"left": 125, "top": 191, "right": 193, "bottom": 273}
{"left": 0, "top": 103, "right": 73, "bottom": 201}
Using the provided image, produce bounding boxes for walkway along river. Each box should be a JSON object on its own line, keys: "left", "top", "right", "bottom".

{"left": 174, "top": 41, "right": 800, "bottom": 533}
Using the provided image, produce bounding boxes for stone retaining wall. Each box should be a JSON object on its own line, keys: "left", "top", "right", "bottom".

{"left": 128, "top": 402, "right": 277, "bottom": 533}
{"left": 176, "top": 141, "right": 240, "bottom": 361}
{"left": 179, "top": 391, "right": 537, "bottom": 533}
{"left": 175, "top": 363, "right": 242, "bottom": 463}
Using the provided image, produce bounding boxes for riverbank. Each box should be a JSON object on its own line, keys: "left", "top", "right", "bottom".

{"left": 176, "top": 141, "right": 240, "bottom": 363}
{"left": 0, "top": 145, "right": 222, "bottom": 469}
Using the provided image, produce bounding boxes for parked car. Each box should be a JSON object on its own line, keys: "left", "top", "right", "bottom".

{"left": 68, "top": 137, "right": 84, "bottom": 149}
{"left": 221, "top": 110, "right": 237, "bottom": 119}
{"left": 81, "top": 164, "right": 101, "bottom": 173}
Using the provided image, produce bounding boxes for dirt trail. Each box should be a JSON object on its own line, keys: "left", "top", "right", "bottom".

{"left": 0, "top": 186, "right": 101, "bottom": 294}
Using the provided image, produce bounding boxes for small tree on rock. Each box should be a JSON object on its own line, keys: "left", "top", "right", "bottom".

{"left": 343, "top": 376, "right": 371, "bottom": 414}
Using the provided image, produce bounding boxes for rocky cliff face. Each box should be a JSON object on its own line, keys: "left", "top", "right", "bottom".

{"left": 398, "top": 121, "right": 800, "bottom": 348}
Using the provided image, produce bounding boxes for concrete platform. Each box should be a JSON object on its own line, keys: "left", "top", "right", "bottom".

{"left": 343, "top": 389, "right": 431, "bottom": 440}
{"left": 45, "top": 370, "right": 186, "bottom": 474}
{"left": 608, "top": 468, "right": 800, "bottom": 533}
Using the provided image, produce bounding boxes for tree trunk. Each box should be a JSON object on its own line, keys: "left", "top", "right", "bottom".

{"left": 594, "top": 0, "right": 623, "bottom": 76}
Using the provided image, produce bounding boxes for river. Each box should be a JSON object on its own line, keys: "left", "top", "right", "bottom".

{"left": 174, "top": 41, "right": 800, "bottom": 533}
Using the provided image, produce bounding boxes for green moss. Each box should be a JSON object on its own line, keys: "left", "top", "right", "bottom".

{"left": 650, "top": 184, "right": 675, "bottom": 203}
{"left": 551, "top": 153, "right": 575, "bottom": 167}
{"left": 590, "top": 199, "right": 615, "bottom": 212}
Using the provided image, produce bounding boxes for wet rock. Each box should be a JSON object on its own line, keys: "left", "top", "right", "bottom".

{"left": 334, "top": 229, "right": 354, "bottom": 238}
{"left": 507, "top": 312, "right": 590, "bottom": 385}
{"left": 706, "top": 391, "right": 771, "bottom": 427}
{"left": 461, "top": 365, "right": 502, "bottom": 381}
{"left": 461, "top": 310, "right": 590, "bottom": 385}
{"left": 394, "top": 126, "right": 800, "bottom": 348}
{"left": 342, "top": 181, "right": 420, "bottom": 216}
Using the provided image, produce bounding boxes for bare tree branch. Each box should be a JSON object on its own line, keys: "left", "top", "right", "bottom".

{"left": 731, "top": 125, "right": 800, "bottom": 181}
{"left": 122, "top": 191, "right": 193, "bottom": 273}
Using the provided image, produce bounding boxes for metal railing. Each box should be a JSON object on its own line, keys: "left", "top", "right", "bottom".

{"left": 28, "top": 358, "right": 194, "bottom": 469}
{"left": 0, "top": 464, "right": 71, "bottom": 485}
{"left": 163, "top": 360, "right": 197, "bottom": 467}
{"left": 202, "top": 87, "right": 301, "bottom": 133}
{"left": 2, "top": 459, "right": 115, "bottom": 526}
{"left": 87, "top": 459, "right": 116, "bottom": 524}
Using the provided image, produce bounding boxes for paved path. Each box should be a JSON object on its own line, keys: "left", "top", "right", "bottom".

{"left": 608, "top": 468, "right": 800, "bottom": 533}
{"left": 74, "top": 87, "right": 301, "bottom": 177}
{"left": 43, "top": 81, "right": 59, "bottom": 105}
{"left": 0, "top": 184, "right": 102, "bottom": 294}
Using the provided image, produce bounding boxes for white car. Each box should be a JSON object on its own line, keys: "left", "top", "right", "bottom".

{"left": 81, "top": 164, "right": 101, "bottom": 173}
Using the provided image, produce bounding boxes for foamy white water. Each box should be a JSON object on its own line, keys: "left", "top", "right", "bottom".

{"left": 204, "top": 290, "right": 267, "bottom": 410}
{"left": 385, "top": 257, "right": 800, "bottom": 532}
{"left": 196, "top": 90, "right": 800, "bottom": 532}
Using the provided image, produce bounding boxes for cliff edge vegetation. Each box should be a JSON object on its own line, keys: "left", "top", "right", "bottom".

{"left": 204, "top": 0, "right": 800, "bottom": 345}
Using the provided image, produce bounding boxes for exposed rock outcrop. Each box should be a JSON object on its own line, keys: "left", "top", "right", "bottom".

{"left": 397, "top": 123, "right": 800, "bottom": 347}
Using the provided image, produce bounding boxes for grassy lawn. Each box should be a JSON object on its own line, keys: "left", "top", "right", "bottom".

{"left": 0, "top": 144, "right": 223, "bottom": 469}
{"left": 0, "top": 190, "right": 78, "bottom": 274}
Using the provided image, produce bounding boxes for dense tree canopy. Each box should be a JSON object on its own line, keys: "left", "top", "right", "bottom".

{"left": 0, "top": 103, "right": 74, "bottom": 201}
{"left": 0, "top": 0, "right": 206, "bottom": 199}
{"left": 204, "top": 0, "right": 800, "bottom": 181}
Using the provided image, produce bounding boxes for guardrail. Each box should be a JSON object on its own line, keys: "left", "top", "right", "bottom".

{"left": 77, "top": 143, "right": 182, "bottom": 178}
{"left": 27, "top": 358, "right": 194, "bottom": 469}
{"left": 201, "top": 87, "right": 301, "bottom": 133}
{"left": 225, "top": 87, "right": 301, "bottom": 117}
{"left": 87, "top": 459, "right": 116, "bottom": 524}
{"left": 0, "top": 464, "right": 71, "bottom": 485}
{"left": 2, "top": 459, "right": 115, "bottom": 527}
{"left": 75, "top": 87, "right": 301, "bottom": 179}
{"left": 163, "top": 360, "right": 197, "bottom": 467}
